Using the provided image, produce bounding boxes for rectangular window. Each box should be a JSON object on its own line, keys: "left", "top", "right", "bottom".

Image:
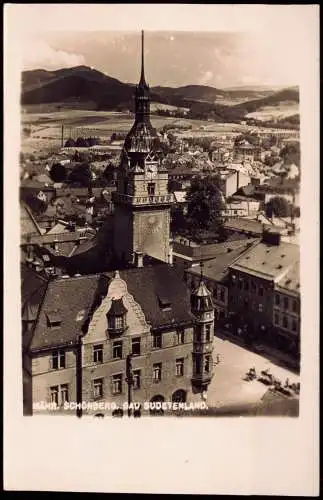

{"left": 238, "top": 279, "right": 243, "bottom": 290}
{"left": 205, "top": 324, "right": 211, "bottom": 342}
{"left": 251, "top": 281, "right": 257, "bottom": 292}
{"left": 133, "top": 370, "right": 141, "bottom": 390}
{"left": 176, "top": 358, "right": 184, "bottom": 377}
{"left": 275, "top": 294, "right": 280, "bottom": 306}
{"left": 60, "top": 384, "right": 69, "bottom": 404}
{"left": 115, "top": 316, "right": 124, "bottom": 329}
{"left": 195, "top": 325, "right": 202, "bottom": 342}
{"left": 153, "top": 333, "right": 162, "bottom": 349}
{"left": 112, "top": 374, "right": 122, "bottom": 395}
{"left": 147, "top": 183, "right": 155, "bottom": 196}
{"left": 284, "top": 297, "right": 289, "bottom": 310}
{"left": 113, "top": 341, "right": 123, "bottom": 359}
{"left": 195, "top": 355, "right": 201, "bottom": 375}
{"left": 292, "top": 319, "right": 297, "bottom": 331}
{"left": 93, "top": 378, "right": 104, "bottom": 399}
{"left": 283, "top": 316, "right": 288, "bottom": 328}
{"left": 204, "top": 355, "right": 211, "bottom": 373}
{"left": 131, "top": 337, "right": 141, "bottom": 356}
{"left": 93, "top": 344, "right": 103, "bottom": 363}
{"left": 258, "top": 303, "right": 264, "bottom": 313}
{"left": 153, "top": 363, "right": 162, "bottom": 382}
{"left": 274, "top": 313, "right": 279, "bottom": 325}
{"left": 177, "top": 329, "right": 185, "bottom": 344}
{"left": 52, "top": 349, "right": 65, "bottom": 370}
{"left": 259, "top": 286, "right": 264, "bottom": 297}
{"left": 50, "top": 386, "right": 59, "bottom": 405}
{"left": 220, "top": 289, "right": 225, "bottom": 302}
{"left": 292, "top": 300, "right": 297, "bottom": 313}
{"left": 244, "top": 279, "right": 249, "bottom": 291}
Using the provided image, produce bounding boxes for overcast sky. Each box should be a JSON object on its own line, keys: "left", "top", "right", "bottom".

{"left": 21, "top": 30, "right": 300, "bottom": 89}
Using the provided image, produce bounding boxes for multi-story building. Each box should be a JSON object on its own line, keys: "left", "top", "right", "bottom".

{"left": 272, "top": 262, "right": 300, "bottom": 356}
{"left": 184, "top": 239, "right": 259, "bottom": 322}
{"left": 233, "top": 140, "right": 258, "bottom": 163}
{"left": 217, "top": 169, "right": 251, "bottom": 199}
{"left": 22, "top": 261, "right": 215, "bottom": 416}
{"left": 227, "top": 229, "right": 300, "bottom": 358}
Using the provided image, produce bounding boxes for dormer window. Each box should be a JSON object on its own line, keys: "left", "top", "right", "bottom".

{"left": 158, "top": 295, "right": 172, "bottom": 311}
{"left": 46, "top": 311, "right": 62, "bottom": 328}
{"left": 107, "top": 298, "right": 128, "bottom": 334}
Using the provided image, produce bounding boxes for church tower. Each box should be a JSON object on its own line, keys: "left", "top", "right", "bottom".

{"left": 113, "top": 31, "right": 173, "bottom": 265}
{"left": 191, "top": 263, "right": 215, "bottom": 394}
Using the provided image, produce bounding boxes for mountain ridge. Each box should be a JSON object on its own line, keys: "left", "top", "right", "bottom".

{"left": 21, "top": 66, "right": 299, "bottom": 124}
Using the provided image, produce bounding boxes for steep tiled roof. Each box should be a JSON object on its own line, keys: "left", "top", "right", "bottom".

{"left": 20, "top": 203, "right": 42, "bottom": 237}
{"left": 29, "top": 274, "right": 109, "bottom": 351}
{"left": 114, "top": 264, "right": 195, "bottom": 330}
{"left": 25, "top": 264, "right": 196, "bottom": 350}
{"left": 224, "top": 218, "right": 265, "bottom": 235}
{"left": 186, "top": 240, "right": 258, "bottom": 283}
{"left": 21, "top": 264, "right": 49, "bottom": 322}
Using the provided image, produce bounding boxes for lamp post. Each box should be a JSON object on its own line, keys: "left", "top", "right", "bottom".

{"left": 126, "top": 354, "right": 133, "bottom": 418}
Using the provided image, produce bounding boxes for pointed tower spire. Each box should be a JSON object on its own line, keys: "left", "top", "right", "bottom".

{"left": 139, "top": 30, "right": 147, "bottom": 87}
{"left": 199, "top": 260, "right": 204, "bottom": 283}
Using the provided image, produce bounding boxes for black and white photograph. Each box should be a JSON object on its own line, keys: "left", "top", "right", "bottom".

{"left": 4, "top": 4, "right": 319, "bottom": 495}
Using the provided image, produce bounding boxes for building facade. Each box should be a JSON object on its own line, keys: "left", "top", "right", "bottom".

{"left": 23, "top": 265, "right": 216, "bottom": 416}
{"left": 227, "top": 230, "right": 300, "bottom": 359}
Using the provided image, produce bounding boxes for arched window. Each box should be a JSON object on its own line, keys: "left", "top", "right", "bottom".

{"left": 150, "top": 395, "right": 165, "bottom": 416}
{"left": 172, "top": 389, "right": 187, "bottom": 403}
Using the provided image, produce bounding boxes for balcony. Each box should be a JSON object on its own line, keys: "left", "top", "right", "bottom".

{"left": 191, "top": 372, "right": 213, "bottom": 387}
{"left": 113, "top": 192, "right": 174, "bottom": 207}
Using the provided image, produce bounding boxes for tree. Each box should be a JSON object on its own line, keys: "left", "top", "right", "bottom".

{"left": 186, "top": 176, "right": 225, "bottom": 232}
{"left": 68, "top": 163, "right": 92, "bottom": 187}
{"left": 265, "top": 196, "right": 291, "bottom": 218}
{"left": 103, "top": 163, "right": 116, "bottom": 183}
{"left": 49, "top": 163, "right": 67, "bottom": 183}
{"left": 76, "top": 137, "right": 89, "bottom": 148}
{"left": 280, "top": 143, "right": 300, "bottom": 167}
{"left": 64, "top": 138, "right": 76, "bottom": 148}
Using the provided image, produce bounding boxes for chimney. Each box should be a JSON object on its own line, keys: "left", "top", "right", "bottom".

{"left": 262, "top": 228, "right": 281, "bottom": 246}
{"left": 134, "top": 251, "right": 144, "bottom": 268}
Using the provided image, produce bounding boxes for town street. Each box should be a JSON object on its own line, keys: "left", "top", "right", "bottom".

{"left": 205, "top": 335, "right": 300, "bottom": 409}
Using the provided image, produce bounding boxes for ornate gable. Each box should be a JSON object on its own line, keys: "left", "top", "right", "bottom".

{"left": 84, "top": 271, "right": 151, "bottom": 343}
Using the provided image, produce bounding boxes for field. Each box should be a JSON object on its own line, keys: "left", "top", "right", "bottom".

{"left": 246, "top": 102, "right": 299, "bottom": 122}
{"left": 20, "top": 107, "right": 249, "bottom": 154}
{"left": 150, "top": 101, "right": 189, "bottom": 113}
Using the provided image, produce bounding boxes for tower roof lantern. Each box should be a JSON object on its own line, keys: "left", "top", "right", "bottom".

{"left": 191, "top": 262, "right": 214, "bottom": 313}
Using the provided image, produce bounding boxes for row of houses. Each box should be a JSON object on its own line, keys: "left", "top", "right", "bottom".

{"left": 183, "top": 229, "right": 300, "bottom": 362}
